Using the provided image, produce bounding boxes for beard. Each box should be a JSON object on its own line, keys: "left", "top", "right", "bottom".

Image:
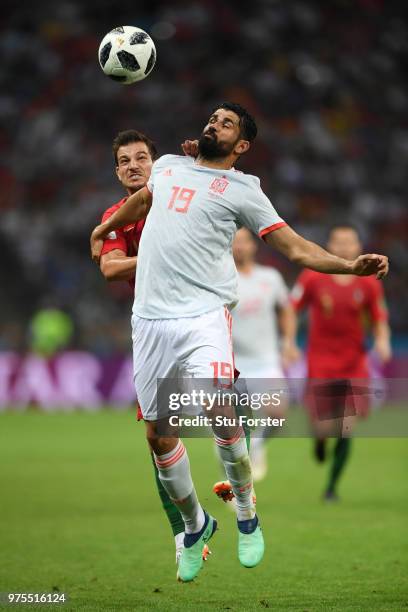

{"left": 197, "top": 130, "right": 235, "bottom": 160}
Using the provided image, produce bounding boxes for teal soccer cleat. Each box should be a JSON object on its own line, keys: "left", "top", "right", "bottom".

{"left": 177, "top": 512, "right": 217, "bottom": 582}
{"left": 238, "top": 515, "right": 264, "bottom": 568}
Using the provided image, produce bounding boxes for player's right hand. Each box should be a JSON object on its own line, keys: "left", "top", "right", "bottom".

{"left": 351, "top": 254, "right": 389, "bottom": 279}
{"left": 90, "top": 225, "right": 105, "bottom": 263}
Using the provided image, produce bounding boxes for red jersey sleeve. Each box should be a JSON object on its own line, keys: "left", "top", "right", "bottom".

{"left": 366, "top": 278, "right": 388, "bottom": 323}
{"left": 290, "top": 270, "right": 313, "bottom": 311}
{"left": 100, "top": 209, "right": 128, "bottom": 256}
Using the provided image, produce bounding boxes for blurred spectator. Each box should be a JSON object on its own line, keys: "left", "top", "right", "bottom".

{"left": 29, "top": 308, "right": 74, "bottom": 357}
{"left": 0, "top": 0, "right": 407, "bottom": 351}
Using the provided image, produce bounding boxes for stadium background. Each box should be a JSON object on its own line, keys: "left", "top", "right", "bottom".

{"left": 1, "top": 0, "right": 407, "bottom": 353}
{"left": 0, "top": 2, "right": 407, "bottom": 610}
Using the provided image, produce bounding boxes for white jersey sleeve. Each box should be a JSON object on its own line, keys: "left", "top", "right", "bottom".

{"left": 238, "top": 176, "right": 286, "bottom": 238}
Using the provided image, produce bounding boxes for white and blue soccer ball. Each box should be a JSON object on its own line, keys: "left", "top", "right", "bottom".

{"left": 98, "top": 25, "right": 156, "bottom": 84}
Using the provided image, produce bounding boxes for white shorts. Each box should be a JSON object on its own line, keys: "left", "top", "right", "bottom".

{"left": 132, "top": 306, "right": 234, "bottom": 421}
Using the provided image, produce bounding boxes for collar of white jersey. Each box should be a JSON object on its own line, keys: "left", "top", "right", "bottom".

{"left": 192, "top": 160, "right": 242, "bottom": 173}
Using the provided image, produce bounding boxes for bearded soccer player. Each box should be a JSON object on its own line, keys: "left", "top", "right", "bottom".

{"left": 99, "top": 129, "right": 190, "bottom": 563}
{"left": 91, "top": 102, "right": 388, "bottom": 582}
{"left": 291, "top": 225, "right": 392, "bottom": 500}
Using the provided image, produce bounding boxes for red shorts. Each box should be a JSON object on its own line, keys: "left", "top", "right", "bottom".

{"left": 305, "top": 379, "right": 371, "bottom": 421}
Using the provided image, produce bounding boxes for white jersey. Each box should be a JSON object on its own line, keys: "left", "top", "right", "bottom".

{"left": 232, "top": 264, "right": 289, "bottom": 370}
{"left": 133, "top": 155, "right": 285, "bottom": 319}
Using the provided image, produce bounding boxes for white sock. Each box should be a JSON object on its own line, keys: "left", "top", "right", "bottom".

{"left": 154, "top": 440, "right": 205, "bottom": 534}
{"left": 250, "top": 434, "right": 264, "bottom": 455}
{"left": 215, "top": 433, "right": 255, "bottom": 521}
{"left": 175, "top": 532, "right": 184, "bottom": 551}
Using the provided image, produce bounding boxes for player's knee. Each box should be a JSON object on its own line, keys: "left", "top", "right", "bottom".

{"left": 145, "top": 425, "right": 178, "bottom": 456}
{"left": 152, "top": 437, "right": 179, "bottom": 456}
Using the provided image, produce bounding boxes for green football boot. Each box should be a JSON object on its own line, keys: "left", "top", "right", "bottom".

{"left": 177, "top": 512, "right": 217, "bottom": 582}
{"left": 238, "top": 515, "right": 264, "bottom": 568}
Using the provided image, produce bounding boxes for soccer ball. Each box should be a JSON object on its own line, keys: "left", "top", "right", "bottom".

{"left": 98, "top": 26, "right": 156, "bottom": 84}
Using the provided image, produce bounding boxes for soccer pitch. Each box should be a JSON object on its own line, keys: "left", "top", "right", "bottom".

{"left": 0, "top": 412, "right": 406, "bottom": 611}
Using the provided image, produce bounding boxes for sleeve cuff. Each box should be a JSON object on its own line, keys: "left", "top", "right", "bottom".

{"left": 100, "top": 241, "right": 127, "bottom": 257}
{"left": 259, "top": 221, "right": 287, "bottom": 240}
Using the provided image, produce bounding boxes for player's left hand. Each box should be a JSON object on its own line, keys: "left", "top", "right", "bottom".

{"left": 90, "top": 225, "right": 105, "bottom": 263}
{"left": 181, "top": 139, "right": 199, "bottom": 157}
{"left": 351, "top": 254, "right": 389, "bottom": 279}
{"left": 281, "top": 341, "right": 301, "bottom": 369}
{"left": 374, "top": 340, "right": 392, "bottom": 363}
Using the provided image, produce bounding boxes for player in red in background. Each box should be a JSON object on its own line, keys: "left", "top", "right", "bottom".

{"left": 99, "top": 130, "right": 209, "bottom": 564}
{"left": 291, "top": 225, "right": 392, "bottom": 500}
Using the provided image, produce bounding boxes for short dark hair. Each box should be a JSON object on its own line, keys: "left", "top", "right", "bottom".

{"left": 112, "top": 130, "right": 158, "bottom": 165}
{"left": 212, "top": 102, "right": 257, "bottom": 142}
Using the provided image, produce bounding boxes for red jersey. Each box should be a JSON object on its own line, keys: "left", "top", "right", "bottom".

{"left": 291, "top": 270, "right": 388, "bottom": 378}
{"left": 100, "top": 197, "right": 145, "bottom": 288}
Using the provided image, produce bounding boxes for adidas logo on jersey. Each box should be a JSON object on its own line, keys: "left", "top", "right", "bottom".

{"left": 162, "top": 168, "right": 172, "bottom": 176}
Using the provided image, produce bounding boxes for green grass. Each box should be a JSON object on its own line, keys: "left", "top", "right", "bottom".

{"left": 0, "top": 411, "right": 407, "bottom": 611}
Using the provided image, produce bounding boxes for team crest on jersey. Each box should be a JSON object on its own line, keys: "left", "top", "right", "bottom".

{"left": 209, "top": 176, "right": 229, "bottom": 194}
{"left": 162, "top": 168, "right": 172, "bottom": 176}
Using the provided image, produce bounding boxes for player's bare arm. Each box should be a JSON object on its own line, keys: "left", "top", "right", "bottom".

{"left": 91, "top": 186, "right": 152, "bottom": 262}
{"left": 373, "top": 320, "right": 392, "bottom": 363}
{"left": 265, "top": 225, "right": 389, "bottom": 279}
{"left": 277, "top": 302, "right": 300, "bottom": 368}
{"left": 100, "top": 249, "right": 137, "bottom": 282}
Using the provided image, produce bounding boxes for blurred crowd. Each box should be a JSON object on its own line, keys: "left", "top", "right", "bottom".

{"left": 1, "top": 0, "right": 407, "bottom": 353}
